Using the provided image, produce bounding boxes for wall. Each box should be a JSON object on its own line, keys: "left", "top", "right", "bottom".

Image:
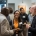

{"left": 7, "top": 0, "right": 36, "bottom": 19}
{"left": 31, "top": 0, "right": 36, "bottom": 3}
{"left": 31, "top": 0, "right": 36, "bottom": 6}
{"left": 7, "top": 0, "right": 34, "bottom": 14}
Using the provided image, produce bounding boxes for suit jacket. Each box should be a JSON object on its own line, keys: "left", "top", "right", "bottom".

{"left": 29, "top": 15, "right": 36, "bottom": 36}
{"left": 0, "top": 14, "right": 14, "bottom": 36}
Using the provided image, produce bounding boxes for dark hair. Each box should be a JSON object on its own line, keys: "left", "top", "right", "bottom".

{"left": 20, "top": 8, "right": 24, "bottom": 11}
{"left": 14, "top": 10, "right": 21, "bottom": 22}
{"left": 29, "top": 7, "right": 31, "bottom": 9}
{"left": 9, "top": 8, "right": 13, "bottom": 14}
{"left": 14, "top": 10, "right": 19, "bottom": 14}
{"left": 1, "top": 8, "right": 9, "bottom": 16}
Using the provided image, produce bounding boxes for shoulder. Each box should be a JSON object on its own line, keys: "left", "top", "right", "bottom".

{"left": 0, "top": 14, "right": 7, "bottom": 23}
{"left": 34, "top": 15, "right": 36, "bottom": 19}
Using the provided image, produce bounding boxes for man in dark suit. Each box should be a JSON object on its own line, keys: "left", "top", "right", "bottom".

{"left": 26, "top": 5, "right": 36, "bottom": 36}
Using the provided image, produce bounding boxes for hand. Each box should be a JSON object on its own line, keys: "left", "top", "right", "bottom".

{"left": 16, "top": 28, "right": 20, "bottom": 30}
{"left": 24, "top": 23, "right": 26, "bottom": 25}
{"left": 26, "top": 24, "right": 31, "bottom": 29}
{"left": 13, "top": 28, "right": 20, "bottom": 31}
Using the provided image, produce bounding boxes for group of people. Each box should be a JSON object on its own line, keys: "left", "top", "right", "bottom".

{"left": 0, "top": 5, "right": 36, "bottom": 36}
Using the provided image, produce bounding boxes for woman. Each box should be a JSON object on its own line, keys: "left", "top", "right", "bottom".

{"left": 0, "top": 7, "right": 14, "bottom": 36}
{"left": 12, "top": 10, "right": 22, "bottom": 36}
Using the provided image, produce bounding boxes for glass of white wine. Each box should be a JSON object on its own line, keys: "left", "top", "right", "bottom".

{"left": 27, "top": 22, "right": 31, "bottom": 27}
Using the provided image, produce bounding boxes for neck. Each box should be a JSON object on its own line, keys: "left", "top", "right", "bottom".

{"left": 14, "top": 18, "right": 18, "bottom": 21}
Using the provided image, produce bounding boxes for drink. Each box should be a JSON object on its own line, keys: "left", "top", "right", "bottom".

{"left": 27, "top": 22, "right": 31, "bottom": 26}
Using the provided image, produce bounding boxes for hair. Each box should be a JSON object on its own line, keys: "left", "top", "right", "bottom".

{"left": 14, "top": 10, "right": 21, "bottom": 22}
{"left": 20, "top": 8, "right": 24, "bottom": 11}
{"left": 14, "top": 10, "right": 20, "bottom": 14}
{"left": 9, "top": 7, "right": 13, "bottom": 14}
{"left": 29, "top": 7, "right": 31, "bottom": 9}
{"left": 1, "top": 8, "right": 9, "bottom": 16}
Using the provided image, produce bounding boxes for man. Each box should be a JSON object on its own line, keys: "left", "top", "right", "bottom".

{"left": 28, "top": 7, "right": 33, "bottom": 24}
{"left": 0, "top": 7, "right": 14, "bottom": 36}
{"left": 20, "top": 8, "right": 28, "bottom": 24}
{"left": 9, "top": 8, "right": 14, "bottom": 20}
{"left": 20, "top": 8, "right": 28, "bottom": 36}
{"left": 26, "top": 5, "right": 36, "bottom": 36}
{"left": 28, "top": 7, "right": 34, "bottom": 36}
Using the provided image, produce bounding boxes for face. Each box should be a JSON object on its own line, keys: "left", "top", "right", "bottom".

{"left": 29, "top": 7, "right": 35, "bottom": 16}
{"left": 14, "top": 11, "right": 20, "bottom": 19}
{"left": 29, "top": 7, "right": 34, "bottom": 14}
{"left": 20, "top": 9, "right": 25, "bottom": 13}
{"left": 34, "top": 7, "right": 36, "bottom": 15}
{"left": 32, "top": 7, "right": 36, "bottom": 16}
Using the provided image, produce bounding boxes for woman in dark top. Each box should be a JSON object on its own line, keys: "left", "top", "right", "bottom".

{"left": 12, "top": 10, "right": 22, "bottom": 36}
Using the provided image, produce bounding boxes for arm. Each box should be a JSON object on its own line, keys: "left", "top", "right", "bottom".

{"left": 29, "top": 26, "right": 36, "bottom": 32}
{"left": 29, "top": 17, "right": 36, "bottom": 32}
{"left": 1, "top": 19, "right": 14, "bottom": 35}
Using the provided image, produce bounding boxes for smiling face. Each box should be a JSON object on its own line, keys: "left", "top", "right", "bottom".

{"left": 31, "top": 6, "right": 36, "bottom": 16}
{"left": 14, "top": 11, "right": 20, "bottom": 19}
{"left": 29, "top": 7, "right": 34, "bottom": 14}
{"left": 33, "top": 6, "right": 36, "bottom": 15}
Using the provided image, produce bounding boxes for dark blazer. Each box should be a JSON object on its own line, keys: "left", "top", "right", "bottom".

{"left": 29, "top": 15, "right": 36, "bottom": 36}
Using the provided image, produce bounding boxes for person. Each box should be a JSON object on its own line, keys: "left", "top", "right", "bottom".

{"left": 12, "top": 10, "right": 22, "bottom": 36}
{"left": 1, "top": 7, "right": 10, "bottom": 21}
{"left": 20, "top": 8, "right": 29, "bottom": 24}
{"left": 9, "top": 8, "right": 14, "bottom": 20}
{"left": 20, "top": 8, "right": 28, "bottom": 36}
{"left": 0, "top": 7, "right": 14, "bottom": 36}
{"left": 1, "top": 7, "right": 12, "bottom": 29}
{"left": 28, "top": 7, "right": 33, "bottom": 24}
{"left": 28, "top": 7, "right": 34, "bottom": 36}
{"left": 9, "top": 7, "right": 13, "bottom": 14}
{"left": 26, "top": 5, "right": 36, "bottom": 36}
{"left": 7, "top": 7, "right": 13, "bottom": 29}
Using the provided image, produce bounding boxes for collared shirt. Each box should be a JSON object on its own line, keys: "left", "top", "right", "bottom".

{"left": 28, "top": 14, "right": 33, "bottom": 24}
{"left": 29, "top": 15, "right": 36, "bottom": 36}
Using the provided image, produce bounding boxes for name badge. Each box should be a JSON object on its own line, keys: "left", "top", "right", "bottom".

{"left": 23, "top": 16, "right": 25, "bottom": 18}
{"left": 19, "top": 22, "right": 22, "bottom": 24}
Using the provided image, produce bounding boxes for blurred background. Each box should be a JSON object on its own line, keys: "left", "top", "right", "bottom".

{"left": 0, "top": 0, "right": 36, "bottom": 13}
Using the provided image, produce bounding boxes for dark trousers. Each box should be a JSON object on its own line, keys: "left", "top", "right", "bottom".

{"left": 13, "top": 32, "right": 22, "bottom": 36}
{"left": 28, "top": 32, "right": 32, "bottom": 36}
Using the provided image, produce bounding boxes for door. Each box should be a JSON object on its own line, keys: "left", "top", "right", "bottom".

{"left": 8, "top": 3, "right": 15, "bottom": 13}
